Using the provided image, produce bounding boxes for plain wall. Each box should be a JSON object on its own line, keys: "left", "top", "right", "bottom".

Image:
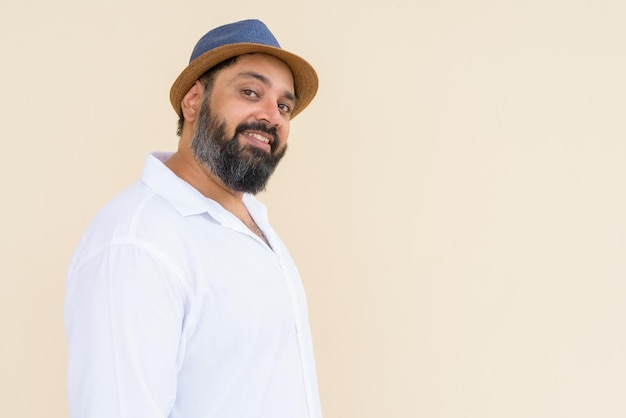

{"left": 2, "top": 0, "right": 625, "bottom": 416}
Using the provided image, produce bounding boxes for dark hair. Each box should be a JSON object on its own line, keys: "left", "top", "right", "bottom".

{"left": 176, "top": 56, "right": 240, "bottom": 136}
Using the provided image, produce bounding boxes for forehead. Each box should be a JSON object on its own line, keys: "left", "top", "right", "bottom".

{"left": 216, "top": 53, "right": 295, "bottom": 93}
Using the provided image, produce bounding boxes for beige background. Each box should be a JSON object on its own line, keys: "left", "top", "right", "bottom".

{"left": 2, "top": 0, "right": 626, "bottom": 416}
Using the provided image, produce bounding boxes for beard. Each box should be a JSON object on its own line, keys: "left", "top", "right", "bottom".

{"left": 190, "top": 92, "right": 287, "bottom": 195}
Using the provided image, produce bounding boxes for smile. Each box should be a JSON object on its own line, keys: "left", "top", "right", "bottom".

{"left": 246, "top": 132, "right": 271, "bottom": 144}
{"left": 241, "top": 130, "right": 274, "bottom": 152}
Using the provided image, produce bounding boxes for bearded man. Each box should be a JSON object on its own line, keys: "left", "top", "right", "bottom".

{"left": 64, "top": 19, "right": 322, "bottom": 418}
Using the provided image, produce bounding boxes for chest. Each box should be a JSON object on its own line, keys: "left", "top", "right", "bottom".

{"left": 177, "top": 221, "right": 305, "bottom": 352}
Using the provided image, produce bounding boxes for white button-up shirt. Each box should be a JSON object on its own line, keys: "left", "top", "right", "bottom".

{"left": 65, "top": 153, "right": 322, "bottom": 418}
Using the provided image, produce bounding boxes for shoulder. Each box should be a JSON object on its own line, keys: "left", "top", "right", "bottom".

{"left": 85, "top": 181, "right": 176, "bottom": 242}
{"left": 69, "top": 180, "right": 190, "bottom": 274}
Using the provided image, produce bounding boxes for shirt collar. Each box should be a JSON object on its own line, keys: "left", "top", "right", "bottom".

{"left": 141, "top": 152, "right": 270, "bottom": 228}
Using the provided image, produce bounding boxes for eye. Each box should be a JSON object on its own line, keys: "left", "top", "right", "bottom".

{"left": 278, "top": 103, "right": 292, "bottom": 114}
{"left": 242, "top": 89, "right": 258, "bottom": 98}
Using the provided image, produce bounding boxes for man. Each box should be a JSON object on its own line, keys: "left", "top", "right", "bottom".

{"left": 64, "top": 19, "right": 322, "bottom": 418}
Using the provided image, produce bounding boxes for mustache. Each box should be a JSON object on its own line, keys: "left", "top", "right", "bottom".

{"left": 234, "top": 121, "right": 280, "bottom": 150}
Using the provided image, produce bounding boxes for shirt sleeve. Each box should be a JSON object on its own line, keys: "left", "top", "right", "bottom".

{"left": 65, "top": 241, "right": 188, "bottom": 417}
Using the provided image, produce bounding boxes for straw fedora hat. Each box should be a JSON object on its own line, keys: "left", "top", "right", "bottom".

{"left": 170, "top": 19, "right": 318, "bottom": 119}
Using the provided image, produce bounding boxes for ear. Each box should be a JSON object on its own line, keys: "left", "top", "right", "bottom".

{"left": 181, "top": 81, "right": 204, "bottom": 123}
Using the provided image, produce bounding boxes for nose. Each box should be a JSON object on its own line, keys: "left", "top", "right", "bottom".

{"left": 255, "top": 98, "right": 283, "bottom": 127}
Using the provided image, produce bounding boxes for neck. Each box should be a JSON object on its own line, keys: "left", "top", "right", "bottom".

{"left": 166, "top": 149, "right": 270, "bottom": 246}
{"left": 165, "top": 150, "right": 244, "bottom": 208}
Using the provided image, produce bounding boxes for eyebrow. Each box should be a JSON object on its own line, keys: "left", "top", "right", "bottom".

{"left": 237, "top": 71, "right": 296, "bottom": 103}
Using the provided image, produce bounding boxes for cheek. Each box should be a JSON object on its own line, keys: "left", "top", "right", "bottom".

{"left": 280, "top": 125, "right": 290, "bottom": 144}
{"left": 221, "top": 111, "right": 247, "bottom": 136}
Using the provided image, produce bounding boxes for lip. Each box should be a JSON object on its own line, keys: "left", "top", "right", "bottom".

{"left": 240, "top": 130, "right": 273, "bottom": 152}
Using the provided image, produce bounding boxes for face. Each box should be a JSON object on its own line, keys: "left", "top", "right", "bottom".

{"left": 190, "top": 54, "right": 296, "bottom": 194}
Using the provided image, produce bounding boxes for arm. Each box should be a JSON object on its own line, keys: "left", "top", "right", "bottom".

{"left": 65, "top": 242, "right": 187, "bottom": 417}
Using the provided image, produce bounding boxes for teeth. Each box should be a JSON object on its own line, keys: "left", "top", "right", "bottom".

{"left": 248, "top": 132, "right": 270, "bottom": 143}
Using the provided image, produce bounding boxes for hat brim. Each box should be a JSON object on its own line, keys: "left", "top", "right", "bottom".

{"left": 170, "top": 43, "right": 318, "bottom": 119}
